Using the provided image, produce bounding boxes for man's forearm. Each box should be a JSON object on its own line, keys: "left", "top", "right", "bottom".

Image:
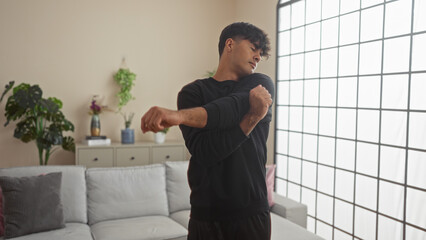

{"left": 202, "top": 92, "right": 249, "bottom": 129}
{"left": 179, "top": 107, "right": 208, "bottom": 128}
{"left": 179, "top": 105, "right": 257, "bottom": 134}
{"left": 239, "top": 112, "right": 263, "bottom": 136}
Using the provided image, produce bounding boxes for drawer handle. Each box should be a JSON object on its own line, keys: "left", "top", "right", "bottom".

{"left": 130, "top": 157, "right": 135, "bottom": 160}
{"left": 165, "top": 155, "right": 170, "bottom": 159}
{"left": 93, "top": 157, "right": 98, "bottom": 161}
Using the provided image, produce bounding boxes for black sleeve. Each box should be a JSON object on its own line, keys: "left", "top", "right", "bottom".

{"left": 202, "top": 92, "right": 249, "bottom": 129}
{"left": 202, "top": 73, "right": 275, "bottom": 129}
{"left": 177, "top": 84, "right": 249, "bottom": 167}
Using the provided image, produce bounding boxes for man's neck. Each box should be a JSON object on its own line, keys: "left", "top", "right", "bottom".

{"left": 212, "top": 71, "right": 238, "bottom": 82}
{"left": 213, "top": 63, "right": 247, "bottom": 82}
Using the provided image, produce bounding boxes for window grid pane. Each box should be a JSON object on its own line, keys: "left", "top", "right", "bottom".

{"left": 276, "top": 0, "right": 426, "bottom": 239}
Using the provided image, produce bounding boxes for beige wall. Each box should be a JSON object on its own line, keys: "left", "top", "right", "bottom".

{"left": 0, "top": 0, "right": 277, "bottom": 167}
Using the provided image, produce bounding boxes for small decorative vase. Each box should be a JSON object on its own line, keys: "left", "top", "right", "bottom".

{"left": 121, "top": 128, "right": 135, "bottom": 144}
{"left": 90, "top": 114, "right": 101, "bottom": 136}
{"left": 154, "top": 132, "right": 166, "bottom": 144}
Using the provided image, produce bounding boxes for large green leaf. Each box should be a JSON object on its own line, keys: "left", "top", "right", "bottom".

{"left": 0, "top": 81, "right": 14, "bottom": 102}
{"left": 36, "top": 137, "right": 52, "bottom": 152}
{"left": 3, "top": 97, "right": 26, "bottom": 126}
{"left": 48, "top": 97, "right": 63, "bottom": 109}
{"left": 14, "top": 84, "right": 42, "bottom": 109}
{"left": 62, "top": 136, "right": 75, "bottom": 152}
{"left": 46, "top": 124, "right": 63, "bottom": 145}
{"left": 39, "top": 98, "right": 59, "bottom": 113}
{"left": 13, "top": 118, "right": 36, "bottom": 142}
{"left": 61, "top": 118, "right": 74, "bottom": 131}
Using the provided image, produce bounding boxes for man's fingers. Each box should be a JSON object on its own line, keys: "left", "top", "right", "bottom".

{"left": 141, "top": 106, "right": 171, "bottom": 133}
{"left": 152, "top": 111, "right": 164, "bottom": 132}
{"left": 141, "top": 106, "right": 182, "bottom": 133}
{"left": 141, "top": 107, "right": 156, "bottom": 133}
{"left": 144, "top": 110, "right": 154, "bottom": 132}
{"left": 141, "top": 113, "right": 149, "bottom": 133}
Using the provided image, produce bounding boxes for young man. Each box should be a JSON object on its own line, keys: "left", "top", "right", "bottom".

{"left": 141, "top": 22, "right": 274, "bottom": 240}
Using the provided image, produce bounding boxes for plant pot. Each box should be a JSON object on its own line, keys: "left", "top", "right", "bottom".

{"left": 91, "top": 114, "right": 101, "bottom": 136}
{"left": 121, "top": 128, "right": 134, "bottom": 144}
{"left": 154, "top": 132, "right": 166, "bottom": 144}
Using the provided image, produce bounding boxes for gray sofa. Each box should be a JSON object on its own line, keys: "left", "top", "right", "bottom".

{"left": 0, "top": 162, "right": 323, "bottom": 240}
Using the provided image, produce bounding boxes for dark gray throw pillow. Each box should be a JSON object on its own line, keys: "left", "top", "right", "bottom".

{"left": 0, "top": 172, "right": 65, "bottom": 239}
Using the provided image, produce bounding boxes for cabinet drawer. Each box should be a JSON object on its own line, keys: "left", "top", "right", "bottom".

{"left": 78, "top": 148, "right": 114, "bottom": 167}
{"left": 152, "top": 146, "right": 184, "bottom": 163}
{"left": 116, "top": 147, "right": 150, "bottom": 166}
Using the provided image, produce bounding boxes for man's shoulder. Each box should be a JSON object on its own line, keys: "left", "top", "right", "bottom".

{"left": 238, "top": 73, "right": 274, "bottom": 90}
{"left": 178, "top": 78, "right": 216, "bottom": 108}
{"left": 181, "top": 78, "right": 211, "bottom": 92}
{"left": 241, "top": 73, "right": 272, "bottom": 83}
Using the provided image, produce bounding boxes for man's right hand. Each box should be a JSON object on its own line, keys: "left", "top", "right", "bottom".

{"left": 248, "top": 84, "right": 272, "bottom": 120}
{"left": 239, "top": 84, "right": 272, "bottom": 136}
{"left": 141, "top": 106, "right": 208, "bottom": 133}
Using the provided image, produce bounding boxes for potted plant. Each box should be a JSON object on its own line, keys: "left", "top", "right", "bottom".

{"left": 114, "top": 68, "right": 136, "bottom": 144}
{"left": 204, "top": 68, "right": 216, "bottom": 78}
{"left": 0, "top": 81, "right": 75, "bottom": 165}
{"left": 154, "top": 127, "right": 169, "bottom": 144}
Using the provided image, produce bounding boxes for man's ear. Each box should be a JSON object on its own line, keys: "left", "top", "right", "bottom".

{"left": 225, "top": 38, "right": 234, "bottom": 53}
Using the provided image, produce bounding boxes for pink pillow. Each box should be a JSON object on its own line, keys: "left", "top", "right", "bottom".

{"left": 0, "top": 187, "right": 3, "bottom": 236}
{"left": 266, "top": 164, "right": 276, "bottom": 207}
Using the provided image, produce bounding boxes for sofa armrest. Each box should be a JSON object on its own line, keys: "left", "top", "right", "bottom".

{"left": 270, "top": 192, "right": 307, "bottom": 228}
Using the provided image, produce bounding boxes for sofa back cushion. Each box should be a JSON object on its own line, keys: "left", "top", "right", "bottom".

{"left": 0, "top": 172, "right": 65, "bottom": 238}
{"left": 165, "top": 161, "right": 191, "bottom": 213}
{"left": 86, "top": 164, "right": 169, "bottom": 225}
{"left": 0, "top": 166, "right": 87, "bottom": 224}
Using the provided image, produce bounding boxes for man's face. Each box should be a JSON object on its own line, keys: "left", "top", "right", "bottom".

{"left": 230, "top": 39, "right": 262, "bottom": 77}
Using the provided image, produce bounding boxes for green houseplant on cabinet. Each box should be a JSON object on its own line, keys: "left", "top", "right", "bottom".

{"left": 204, "top": 68, "right": 216, "bottom": 78}
{"left": 114, "top": 68, "right": 136, "bottom": 144}
{"left": 154, "top": 127, "right": 169, "bottom": 144}
{"left": 0, "top": 81, "right": 75, "bottom": 165}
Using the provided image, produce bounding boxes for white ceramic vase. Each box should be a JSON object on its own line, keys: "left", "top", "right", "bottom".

{"left": 154, "top": 132, "right": 166, "bottom": 144}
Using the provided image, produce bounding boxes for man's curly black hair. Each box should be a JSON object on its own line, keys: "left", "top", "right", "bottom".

{"left": 218, "top": 22, "right": 271, "bottom": 59}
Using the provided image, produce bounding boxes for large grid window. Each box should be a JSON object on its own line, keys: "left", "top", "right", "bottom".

{"left": 275, "top": 0, "right": 426, "bottom": 239}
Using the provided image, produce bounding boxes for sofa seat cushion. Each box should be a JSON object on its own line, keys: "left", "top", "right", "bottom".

{"left": 271, "top": 193, "right": 307, "bottom": 228}
{"left": 0, "top": 223, "right": 92, "bottom": 240}
{"left": 170, "top": 210, "right": 190, "bottom": 229}
{"left": 170, "top": 210, "right": 323, "bottom": 240}
{"left": 271, "top": 213, "right": 324, "bottom": 240}
{"left": 90, "top": 215, "right": 188, "bottom": 240}
{"left": 86, "top": 165, "right": 169, "bottom": 225}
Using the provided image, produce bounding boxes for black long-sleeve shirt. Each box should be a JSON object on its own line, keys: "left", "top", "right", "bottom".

{"left": 177, "top": 73, "right": 275, "bottom": 221}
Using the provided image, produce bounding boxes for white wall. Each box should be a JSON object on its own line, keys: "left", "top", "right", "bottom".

{"left": 0, "top": 0, "right": 278, "bottom": 167}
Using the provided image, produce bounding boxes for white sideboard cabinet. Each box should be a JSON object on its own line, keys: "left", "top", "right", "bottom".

{"left": 76, "top": 142, "right": 187, "bottom": 168}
